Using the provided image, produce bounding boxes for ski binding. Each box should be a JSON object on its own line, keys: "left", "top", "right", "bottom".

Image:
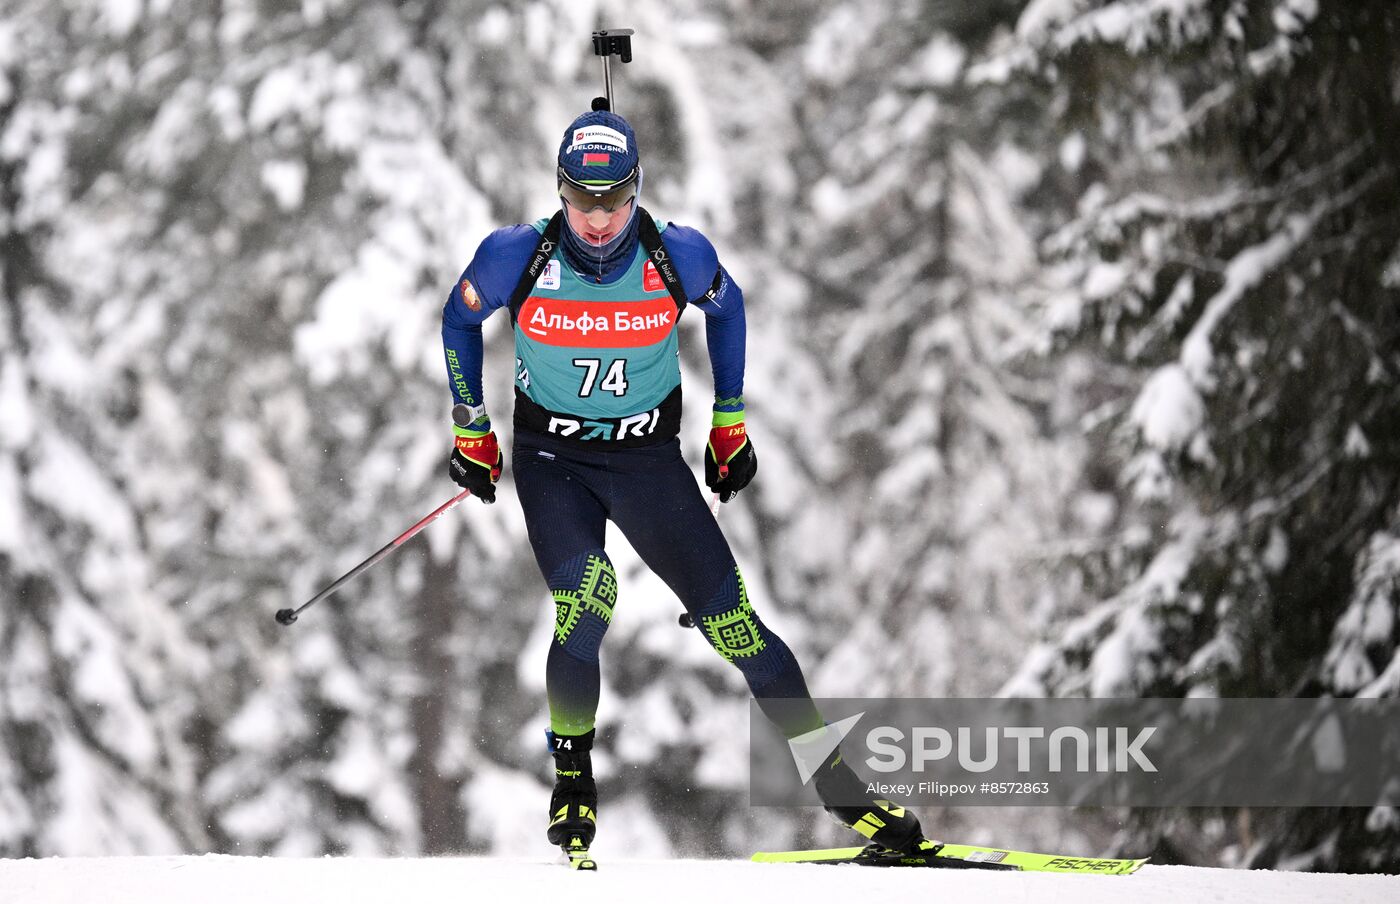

{"left": 563, "top": 835, "right": 597, "bottom": 871}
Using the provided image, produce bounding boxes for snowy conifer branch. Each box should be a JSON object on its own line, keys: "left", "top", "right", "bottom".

{"left": 1179, "top": 166, "right": 1385, "bottom": 388}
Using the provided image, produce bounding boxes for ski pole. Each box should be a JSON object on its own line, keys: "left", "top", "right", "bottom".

{"left": 275, "top": 487, "right": 473, "bottom": 626}
{"left": 678, "top": 492, "right": 723, "bottom": 629}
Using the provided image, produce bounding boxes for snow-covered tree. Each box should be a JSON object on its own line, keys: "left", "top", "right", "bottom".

{"left": 987, "top": 0, "right": 1400, "bottom": 870}
{"left": 0, "top": 0, "right": 542, "bottom": 855}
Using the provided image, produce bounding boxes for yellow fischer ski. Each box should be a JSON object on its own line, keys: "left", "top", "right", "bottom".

{"left": 752, "top": 839, "right": 1147, "bottom": 875}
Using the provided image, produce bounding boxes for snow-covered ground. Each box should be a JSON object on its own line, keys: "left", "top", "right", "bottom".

{"left": 1, "top": 855, "right": 1395, "bottom": 904}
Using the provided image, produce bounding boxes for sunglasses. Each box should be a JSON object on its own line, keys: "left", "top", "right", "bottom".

{"left": 558, "top": 170, "right": 639, "bottom": 213}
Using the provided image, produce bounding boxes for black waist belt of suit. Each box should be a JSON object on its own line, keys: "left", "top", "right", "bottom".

{"left": 513, "top": 386, "right": 682, "bottom": 449}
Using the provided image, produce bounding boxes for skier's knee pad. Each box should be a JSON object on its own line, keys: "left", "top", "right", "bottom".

{"left": 550, "top": 551, "right": 617, "bottom": 663}
{"left": 694, "top": 566, "right": 788, "bottom": 683}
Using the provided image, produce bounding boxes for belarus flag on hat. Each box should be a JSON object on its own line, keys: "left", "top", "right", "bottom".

{"left": 582, "top": 152, "right": 611, "bottom": 167}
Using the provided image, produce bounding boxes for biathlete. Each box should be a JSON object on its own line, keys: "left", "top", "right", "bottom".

{"left": 441, "top": 107, "right": 921, "bottom": 859}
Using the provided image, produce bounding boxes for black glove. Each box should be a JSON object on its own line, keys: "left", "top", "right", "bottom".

{"left": 704, "top": 420, "right": 757, "bottom": 503}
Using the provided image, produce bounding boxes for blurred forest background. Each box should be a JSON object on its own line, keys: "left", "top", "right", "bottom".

{"left": 2, "top": 0, "right": 1398, "bottom": 871}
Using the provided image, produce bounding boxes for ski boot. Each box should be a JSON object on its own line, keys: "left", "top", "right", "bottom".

{"left": 813, "top": 749, "right": 924, "bottom": 853}
{"left": 547, "top": 729, "right": 597, "bottom": 870}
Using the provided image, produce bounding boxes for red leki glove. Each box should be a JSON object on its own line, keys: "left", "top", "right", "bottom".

{"left": 705, "top": 415, "right": 757, "bottom": 503}
{"left": 449, "top": 426, "right": 503, "bottom": 503}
